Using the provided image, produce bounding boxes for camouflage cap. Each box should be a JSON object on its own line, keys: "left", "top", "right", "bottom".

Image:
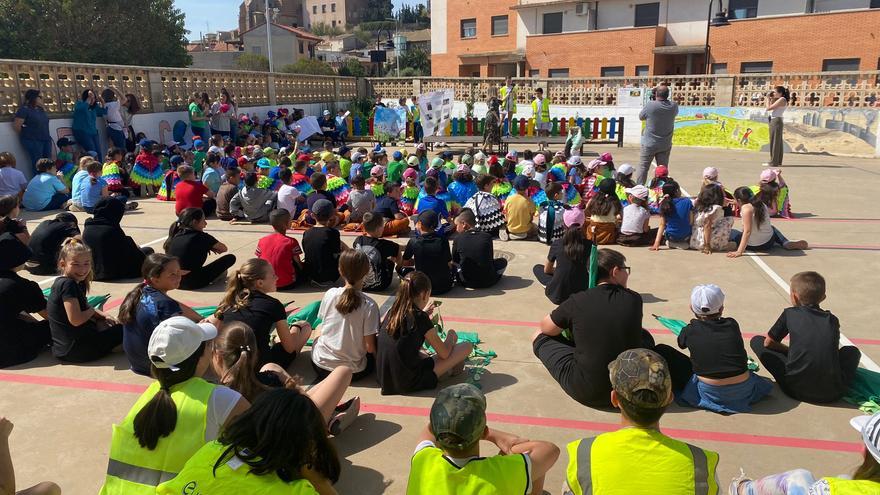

{"left": 430, "top": 384, "right": 487, "bottom": 451}
{"left": 608, "top": 349, "right": 671, "bottom": 408}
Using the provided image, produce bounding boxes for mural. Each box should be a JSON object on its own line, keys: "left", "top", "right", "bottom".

{"left": 672, "top": 107, "right": 879, "bottom": 157}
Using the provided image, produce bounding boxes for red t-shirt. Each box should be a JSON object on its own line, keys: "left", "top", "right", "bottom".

{"left": 175, "top": 180, "right": 209, "bottom": 215}
{"left": 256, "top": 232, "right": 303, "bottom": 287}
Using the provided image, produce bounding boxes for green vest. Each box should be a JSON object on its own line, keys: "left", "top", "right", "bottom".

{"left": 825, "top": 477, "right": 880, "bottom": 495}
{"left": 532, "top": 98, "right": 550, "bottom": 122}
{"left": 339, "top": 158, "right": 352, "bottom": 180}
{"left": 157, "top": 441, "right": 318, "bottom": 494}
{"left": 406, "top": 445, "right": 529, "bottom": 494}
{"left": 566, "top": 428, "right": 719, "bottom": 495}
{"left": 100, "top": 377, "right": 216, "bottom": 495}
{"left": 500, "top": 85, "right": 517, "bottom": 113}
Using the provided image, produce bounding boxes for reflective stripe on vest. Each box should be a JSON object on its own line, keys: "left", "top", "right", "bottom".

{"left": 406, "top": 445, "right": 529, "bottom": 495}
{"left": 106, "top": 459, "right": 177, "bottom": 486}
{"left": 532, "top": 98, "right": 550, "bottom": 122}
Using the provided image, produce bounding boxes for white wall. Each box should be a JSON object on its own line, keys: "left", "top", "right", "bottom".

{"left": 242, "top": 25, "right": 301, "bottom": 69}
{"left": 430, "top": 0, "right": 448, "bottom": 54}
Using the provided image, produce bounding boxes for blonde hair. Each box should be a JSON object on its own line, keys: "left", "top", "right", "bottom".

{"left": 79, "top": 156, "right": 95, "bottom": 170}
{"left": 59, "top": 237, "right": 93, "bottom": 292}
{"left": 217, "top": 259, "right": 271, "bottom": 315}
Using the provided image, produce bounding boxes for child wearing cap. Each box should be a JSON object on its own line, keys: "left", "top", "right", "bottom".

{"left": 407, "top": 383, "right": 560, "bottom": 495}
{"left": 400, "top": 168, "right": 420, "bottom": 216}
{"left": 751, "top": 168, "right": 791, "bottom": 218}
{"left": 400, "top": 210, "right": 454, "bottom": 295}
{"left": 501, "top": 175, "right": 537, "bottom": 241}
{"left": 614, "top": 163, "right": 636, "bottom": 203}
{"left": 647, "top": 164, "right": 672, "bottom": 213}
{"left": 230, "top": 172, "right": 277, "bottom": 223}
{"left": 302, "top": 198, "right": 351, "bottom": 287}
{"left": 617, "top": 184, "right": 655, "bottom": 246}
{"left": 175, "top": 165, "right": 216, "bottom": 217}
{"left": 387, "top": 150, "right": 405, "bottom": 183}
{"left": 750, "top": 271, "right": 860, "bottom": 403}
{"left": 537, "top": 182, "right": 566, "bottom": 245}
{"left": 584, "top": 177, "right": 622, "bottom": 245}
{"left": 690, "top": 182, "right": 736, "bottom": 253}
{"left": 676, "top": 284, "right": 772, "bottom": 414}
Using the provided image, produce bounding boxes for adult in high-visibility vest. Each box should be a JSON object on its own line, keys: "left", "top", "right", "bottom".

{"left": 730, "top": 412, "right": 880, "bottom": 495}
{"left": 499, "top": 77, "right": 517, "bottom": 137}
{"left": 407, "top": 383, "right": 560, "bottom": 495}
{"left": 157, "top": 388, "right": 339, "bottom": 495}
{"left": 532, "top": 87, "right": 551, "bottom": 138}
{"left": 411, "top": 95, "right": 424, "bottom": 144}
{"left": 99, "top": 316, "right": 250, "bottom": 495}
{"left": 563, "top": 348, "right": 720, "bottom": 495}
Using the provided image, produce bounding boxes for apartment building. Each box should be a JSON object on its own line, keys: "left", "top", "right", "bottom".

{"left": 302, "top": 0, "right": 369, "bottom": 30}
{"left": 431, "top": 0, "right": 880, "bottom": 77}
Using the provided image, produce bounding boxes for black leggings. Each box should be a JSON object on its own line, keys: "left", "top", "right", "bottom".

{"left": 312, "top": 354, "right": 375, "bottom": 382}
{"left": 57, "top": 324, "right": 123, "bottom": 363}
{"left": 180, "top": 254, "right": 237, "bottom": 290}
{"left": 0, "top": 320, "right": 51, "bottom": 368}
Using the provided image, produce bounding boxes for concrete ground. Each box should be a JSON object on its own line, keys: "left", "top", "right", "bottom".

{"left": 2, "top": 145, "right": 879, "bottom": 494}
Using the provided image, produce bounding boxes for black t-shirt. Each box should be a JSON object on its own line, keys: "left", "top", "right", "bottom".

{"left": 550, "top": 284, "right": 644, "bottom": 395}
{"left": 452, "top": 229, "right": 498, "bottom": 288}
{"left": 47, "top": 276, "right": 95, "bottom": 358}
{"left": 306, "top": 190, "right": 338, "bottom": 211}
{"left": 221, "top": 291, "right": 287, "bottom": 366}
{"left": 678, "top": 317, "right": 748, "bottom": 379}
{"left": 27, "top": 219, "right": 79, "bottom": 270}
{"left": 376, "top": 307, "right": 438, "bottom": 395}
{"left": 302, "top": 226, "right": 342, "bottom": 283}
{"left": 374, "top": 196, "right": 401, "bottom": 220}
{"left": 0, "top": 217, "right": 26, "bottom": 236}
{"left": 0, "top": 270, "right": 46, "bottom": 324}
{"left": 353, "top": 235, "right": 399, "bottom": 291}
{"left": 403, "top": 233, "right": 452, "bottom": 295}
{"left": 545, "top": 238, "right": 591, "bottom": 305}
{"left": 166, "top": 230, "right": 219, "bottom": 272}
{"left": 768, "top": 305, "right": 845, "bottom": 400}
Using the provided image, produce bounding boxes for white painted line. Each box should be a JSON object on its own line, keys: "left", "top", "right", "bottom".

{"left": 744, "top": 252, "right": 880, "bottom": 372}
{"left": 139, "top": 236, "right": 168, "bottom": 248}
{"left": 36, "top": 236, "right": 169, "bottom": 287}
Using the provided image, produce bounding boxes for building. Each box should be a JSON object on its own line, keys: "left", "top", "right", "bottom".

{"left": 187, "top": 31, "right": 244, "bottom": 70}
{"left": 239, "top": 0, "right": 304, "bottom": 33}
{"left": 240, "top": 22, "right": 323, "bottom": 69}
{"left": 400, "top": 28, "right": 432, "bottom": 53}
{"left": 431, "top": 0, "right": 880, "bottom": 77}
{"left": 302, "top": 0, "right": 369, "bottom": 30}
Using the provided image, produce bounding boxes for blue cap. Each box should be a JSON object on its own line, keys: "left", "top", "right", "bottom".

{"left": 220, "top": 157, "right": 237, "bottom": 170}
{"left": 513, "top": 175, "right": 530, "bottom": 190}
{"left": 138, "top": 139, "right": 153, "bottom": 148}
{"left": 257, "top": 158, "right": 271, "bottom": 169}
{"left": 170, "top": 155, "right": 184, "bottom": 165}
{"left": 393, "top": 150, "right": 403, "bottom": 160}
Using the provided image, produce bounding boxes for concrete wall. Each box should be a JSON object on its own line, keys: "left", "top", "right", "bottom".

{"left": 188, "top": 52, "right": 243, "bottom": 71}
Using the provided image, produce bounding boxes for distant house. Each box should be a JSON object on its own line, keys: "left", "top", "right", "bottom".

{"left": 400, "top": 29, "right": 431, "bottom": 53}
{"left": 188, "top": 31, "right": 244, "bottom": 70}
{"left": 240, "top": 22, "right": 322, "bottom": 69}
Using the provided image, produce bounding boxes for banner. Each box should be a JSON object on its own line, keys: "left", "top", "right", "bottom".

{"left": 418, "top": 89, "right": 455, "bottom": 137}
{"left": 293, "top": 116, "right": 321, "bottom": 142}
{"left": 373, "top": 106, "right": 403, "bottom": 143}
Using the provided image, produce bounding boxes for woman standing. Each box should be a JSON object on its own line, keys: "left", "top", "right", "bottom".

{"left": 101, "top": 88, "right": 126, "bottom": 150}
{"left": 221, "top": 88, "right": 238, "bottom": 143}
{"left": 210, "top": 92, "right": 234, "bottom": 139}
{"left": 120, "top": 93, "right": 141, "bottom": 152}
{"left": 765, "top": 85, "right": 789, "bottom": 167}
{"left": 72, "top": 89, "right": 107, "bottom": 158}
{"left": 13, "top": 89, "right": 53, "bottom": 172}
{"left": 188, "top": 92, "right": 210, "bottom": 142}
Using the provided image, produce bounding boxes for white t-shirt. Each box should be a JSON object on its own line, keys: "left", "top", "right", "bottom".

{"left": 277, "top": 184, "right": 301, "bottom": 215}
{"left": 769, "top": 98, "right": 787, "bottom": 118}
{"left": 620, "top": 203, "right": 650, "bottom": 235}
{"left": 204, "top": 385, "right": 243, "bottom": 441}
{"left": 747, "top": 205, "right": 774, "bottom": 246}
{"left": 104, "top": 101, "right": 124, "bottom": 130}
{"left": 312, "top": 287, "right": 380, "bottom": 372}
{"left": 0, "top": 167, "right": 28, "bottom": 197}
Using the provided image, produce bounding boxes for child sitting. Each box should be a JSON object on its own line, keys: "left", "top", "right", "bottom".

{"left": 83, "top": 197, "right": 153, "bottom": 281}
{"left": 312, "top": 250, "right": 380, "bottom": 381}
{"left": 230, "top": 172, "right": 276, "bottom": 223}
{"left": 27, "top": 212, "right": 79, "bottom": 275}
{"left": 538, "top": 183, "right": 566, "bottom": 245}
{"left": 415, "top": 175, "right": 450, "bottom": 222}
{"left": 448, "top": 165, "right": 478, "bottom": 208}
{"left": 215, "top": 167, "right": 240, "bottom": 221}
{"left": 164, "top": 207, "right": 237, "bottom": 290}
{"left": 584, "top": 178, "right": 621, "bottom": 245}
{"left": 463, "top": 175, "right": 505, "bottom": 236}
{"left": 533, "top": 207, "right": 592, "bottom": 304}
{"left": 101, "top": 147, "right": 128, "bottom": 199}
{"left": 256, "top": 209, "right": 303, "bottom": 290}
{"left": 376, "top": 273, "right": 474, "bottom": 395}
{"left": 752, "top": 168, "right": 791, "bottom": 218}
{"left": 400, "top": 168, "right": 420, "bottom": 216}
{"left": 400, "top": 210, "right": 454, "bottom": 295}
{"left": 346, "top": 175, "right": 376, "bottom": 225}
{"left": 175, "top": 165, "right": 216, "bottom": 217}
{"left": 677, "top": 284, "right": 773, "bottom": 414}
{"left": 374, "top": 182, "right": 411, "bottom": 237}
{"left": 501, "top": 176, "right": 537, "bottom": 241}
{"left": 302, "top": 199, "right": 350, "bottom": 288}
{"left": 727, "top": 186, "right": 807, "bottom": 257}
{"left": 690, "top": 182, "right": 736, "bottom": 253}
{"left": 617, "top": 185, "right": 655, "bottom": 247}
{"left": 22, "top": 158, "right": 69, "bottom": 212}
{"left": 0, "top": 152, "right": 27, "bottom": 200}
{"left": 647, "top": 165, "right": 672, "bottom": 213}
{"left": 354, "top": 212, "right": 401, "bottom": 292}
{"left": 650, "top": 180, "right": 693, "bottom": 251}
{"left": 408, "top": 383, "right": 559, "bottom": 494}
{"left": 750, "top": 271, "right": 860, "bottom": 403}
{"left": 614, "top": 163, "right": 636, "bottom": 203}
{"left": 70, "top": 157, "right": 107, "bottom": 212}
{"left": 453, "top": 208, "right": 507, "bottom": 288}
{"left": 0, "top": 234, "right": 52, "bottom": 369}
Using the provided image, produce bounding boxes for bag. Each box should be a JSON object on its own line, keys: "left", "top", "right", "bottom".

{"left": 355, "top": 239, "right": 386, "bottom": 290}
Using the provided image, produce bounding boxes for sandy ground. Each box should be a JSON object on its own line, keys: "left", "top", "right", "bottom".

{"left": 2, "top": 144, "right": 879, "bottom": 494}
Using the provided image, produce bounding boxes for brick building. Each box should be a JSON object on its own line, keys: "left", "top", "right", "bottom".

{"left": 431, "top": 0, "right": 880, "bottom": 77}
{"left": 302, "top": 0, "right": 370, "bottom": 30}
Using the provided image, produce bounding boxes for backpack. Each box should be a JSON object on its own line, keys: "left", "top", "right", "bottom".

{"left": 355, "top": 239, "right": 386, "bottom": 291}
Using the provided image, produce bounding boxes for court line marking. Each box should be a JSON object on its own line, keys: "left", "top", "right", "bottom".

{"left": 0, "top": 371, "right": 861, "bottom": 454}
{"left": 36, "top": 236, "right": 168, "bottom": 287}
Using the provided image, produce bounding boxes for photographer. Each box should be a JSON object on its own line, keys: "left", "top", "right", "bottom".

{"left": 765, "top": 86, "right": 789, "bottom": 167}
{"left": 636, "top": 84, "right": 678, "bottom": 185}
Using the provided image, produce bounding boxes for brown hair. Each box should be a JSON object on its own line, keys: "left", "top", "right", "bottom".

{"left": 58, "top": 237, "right": 93, "bottom": 292}
{"left": 384, "top": 271, "right": 432, "bottom": 338}
{"left": 596, "top": 248, "right": 626, "bottom": 282}
{"left": 269, "top": 209, "right": 291, "bottom": 235}
{"left": 214, "top": 321, "right": 273, "bottom": 403}
{"left": 790, "top": 271, "right": 826, "bottom": 306}
{"left": 310, "top": 172, "right": 327, "bottom": 190}
{"left": 0, "top": 152, "right": 15, "bottom": 168}
{"left": 361, "top": 212, "right": 385, "bottom": 234}
{"left": 0, "top": 195, "right": 19, "bottom": 217}
{"left": 177, "top": 165, "right": 195, "bottom": 179}
{"left": 217, "top": 259, "right": 271, "bottom": 315}
{"left": 335, "top": 250, "right": 370, "bottom": 315}
{"left": 544, "top": 182, "right": 562, "bottom": 199}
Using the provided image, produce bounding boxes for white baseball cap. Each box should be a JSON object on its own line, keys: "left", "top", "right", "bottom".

{"left": 148, "top": 316, "right": 217, "bottom": 371}
{"left": 851, "top": 413, "right": 880, "bottom": 463}
{"left": 690, "top": 284, "right": 725, "bottom": 315}
{"left": 625, "top": 184, "right": 649, "bottom": 200}
{"left": 618, "top": 163, "right": 635, "bottom": 176}
{"left": 567, "top": 155, "right": 583, "bottom": 166}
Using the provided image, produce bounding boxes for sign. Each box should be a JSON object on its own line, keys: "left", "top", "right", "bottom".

{"left": 373, "top": 106, "right": 403, "bottom": 143}
{"left": 417, "top": 89, "right": 455, "bottom": 137}
{"left": 617, "top": 87, "right": 644, "bottom": 107}
{"left": 293, "top": 116, "right": 321, "bottom": 142}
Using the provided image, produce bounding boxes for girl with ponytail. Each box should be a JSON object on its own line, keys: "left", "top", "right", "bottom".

{"left": 311, "top": 250, "right": 380, "bottom": 381}
{"left": 727, "top": 186, "right": 807, "bottom": 258}
{"left": 164, "top": 207, "right": 236, "bottom": 290}
{"left": 376, "top": 271, "right": 473, "bottom": 395}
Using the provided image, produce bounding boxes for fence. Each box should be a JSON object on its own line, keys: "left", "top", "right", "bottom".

{"left": 0, "top": 59, "right": 358, "bottom": 119}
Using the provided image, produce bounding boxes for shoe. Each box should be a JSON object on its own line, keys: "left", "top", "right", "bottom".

{"left": 498, "top": 229, "right": 509, "bottom": 241}
{"left": 783, "top": 239, "right": 808, "bottom": 250}
{"left": 328, "top": 396, "right": 360, "bottom": 436}
{"left": 762, "top": 162, "right": 772, "bottom": 167}
{"left": 124, "top": 201, "right": 139, "bottom": 211}
{"left": 67, "top": 203, "right": 85, "bottom": 212}
{"left": 666, "top": 239, "right": 690, "bottom": 250}
{"left": 728, "top": 468, "right": 750, "bottom": 495}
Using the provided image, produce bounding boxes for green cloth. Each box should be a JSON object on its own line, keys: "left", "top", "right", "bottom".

{"left": 652, "top": 314, "right": 759, "bottom": 372}
{"left": 386, "top": 160, "right": 405, "bottom": 183}
{"left": 843, "top": 369, "right": 880, "bottom": 414}
{"left": 42, "top": 288, "right": 110, "bottom": 310}
{"left": 421, "top": 312, "right": 497, "bottom": 388}
{"left": 192, "top": 300, "right": 322, "bottom": 328}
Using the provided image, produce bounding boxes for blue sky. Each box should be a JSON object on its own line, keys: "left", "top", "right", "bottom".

{"left": 176, "top": 0, "right": 422, "bottom": 39}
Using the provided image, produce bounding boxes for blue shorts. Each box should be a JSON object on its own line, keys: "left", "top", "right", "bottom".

{"left": 677, "top": 372, "right": 773, "bottom": 414}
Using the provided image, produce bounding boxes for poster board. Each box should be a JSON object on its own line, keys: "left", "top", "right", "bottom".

{"left": 293, "top": 116, "right": 321, "bottom": 142}
{"left": 373, "top": 106, "right": 403, "bottom": 143}
{"left": 617, "top": 87, "right": 644, "bottom": 107}
{"left": 418, "top": 89, "right": 455, "bottom": 137}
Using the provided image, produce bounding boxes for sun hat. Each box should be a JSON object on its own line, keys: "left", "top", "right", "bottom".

{"left": 703, "top": 167, "right": 719, "bottom": 180}
{"left": 567, "top": 155, "right": 583, "bottom": 166}
{"left": 608, "top": 349, "right": 671, "bottom": 408}
{"left": 690, "top": 284, "right": 725, "bottom": 315}
{"left": 587, "top": 159, "right": 604, "bottom": 171}
{"left": 148, "top": 316, "right": 217, "bottom": 371}
{"left": 617, "top": 163, "right": 635, "bottom": 176}
{"left": 430, "top": 384, "right": 487, "bottom": 451}
{"left": 850, "top": 413, "right": 880, "bottom": 463}
{"left": 533, "top": 154, "right": 546, "bottom": 165}
{"left": 563, "top": 207, "right": 585, "bottom": 227}
{"left": 625, "top": 184, "right": 649, "bottom": 200}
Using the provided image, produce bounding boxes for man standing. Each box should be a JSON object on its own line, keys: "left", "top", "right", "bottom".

{"left": 411, "top": 95, "right": 423, "bottom": 144}
{"left": 532, "top": 87, "right": 551, "bottom": 138}
{"left": 637, "top": 84, "right": 678, "bottom": 185}
{"left": 499, "top": 77, "right": 517, "bottom": 137}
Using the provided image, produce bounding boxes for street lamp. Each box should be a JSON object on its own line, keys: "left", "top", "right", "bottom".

{"left": 370, "top": 28, "right": 394, "bottom": 76}
{"left": 704, "top": 0, "right": 730, "bottom": 74}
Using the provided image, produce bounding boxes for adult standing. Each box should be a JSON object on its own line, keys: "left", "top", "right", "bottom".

{"left": 120, "top": 93, "right": 141, "bottom": 152}
{"left": 410, "top": 95, "right": 423, "bottom": 143}
{"left": 188, "top": 92, "right": 210, "bottom": 142}
{"left": 765, "top": 85, "right": 789, "bottom": 167}
{"left": 13, "top": 89, "right": 53, "bottom": 173}
{"left": 499, "top": 77, "right": 517, "bottom": 137}
{"left": 72, "top": 89, "right": 107, "bottom": 158}
{"left": 221, "top": 88, "right": 238, "bottom": 143}
{"left": 101, "top": 88, "right": 126, "bottom": 150}
{"left": 210, "top": 92, "right": 234, "bottom": 138}
{"left": 636, "top": 84, "right": 678, "bottom": 185}
{"left": 532, "top": 87, "right": 551, "bottom": 138}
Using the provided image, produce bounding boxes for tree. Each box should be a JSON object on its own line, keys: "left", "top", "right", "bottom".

{"left": 236, "top": 53, "right": 269, "bottom": 72}
{"left": 280, "top": 59, "right": 336, "bottom": 75}
{"left": 363, "top": 0, "right": 393, "bottom": 22}
{"left": 311, "top": 22, "right": 342, "bottom": 37}
{"left": 0, "top": 0, "right": 191, "bottom": 67}
{"left": 395, "top": 47, "right": 430, "bottom": 76}
{"left": 338, "top": 58, "right": 366, "bottom": 77}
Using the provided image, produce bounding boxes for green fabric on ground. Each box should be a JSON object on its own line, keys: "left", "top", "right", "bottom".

{"left": 652, "top": 314, "right": 759, "bottom": 372}
{"left": 843, "top": 368, "right": 880, "bottom": 414}
{"left": 42, "top": 288, "right": 110, "bottom": 310}
{"left": 422, "top": 313, "right": 497, "bottom": 388}
{"left": 287, "top": 300, "right": 323, "bottom": 328}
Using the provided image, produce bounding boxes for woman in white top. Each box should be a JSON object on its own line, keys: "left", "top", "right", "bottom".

{"left": 210, "top": 92, "right": 235, "bottom": 138}
{"left": 765, "top": 86, "right": 789, "bottom": 167}
{"left": 101, "top": 88, "right": 126, "bottom": 150}
{"left": 120, "top": 93, "right": 141, "bottom": 150}
{"left": 727, "top": 186, "right": 806, "bottom": 258}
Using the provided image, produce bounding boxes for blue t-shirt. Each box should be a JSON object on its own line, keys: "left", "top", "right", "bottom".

{"left": 13, "top": 105, "right": 51, "bottom": 141}
{"left": 72, "top": 100, "right": 107, "bottom": 135}
{"left": 417, "top": 194, "right": 449, "bottom": 219}
{"left": 123, "top": 286, "right": 182, "bottom": 375}
{"left": 71, "top": 170, "right": 88, "bottom": 204}
{"left": 202, "top": 166, "right": 222, "bottom": 194}
{"left": 22, "top": 173, "right": 67, "bottom": 211}
{"left": 664, "top": 197, "right": 694, "bottom": 241}
{"left": 78, "top": 176, "right": 107, "bottom": 209}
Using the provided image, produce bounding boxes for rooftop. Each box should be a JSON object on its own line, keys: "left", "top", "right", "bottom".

{"left": 240, "top": 21, "right": 323, "bottom": 42}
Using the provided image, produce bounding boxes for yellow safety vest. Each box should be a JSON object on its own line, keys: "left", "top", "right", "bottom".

{"left": 406, "top": 445, "right": 529, "bottom": 494}
{"left": 99, "top": 377, "right": 216, "bottom": 495}
{"left": 157, "top": 440, "right": 319, "bottom": 494}
{"left": 825, "top": 477, "right": 880, "bottom": 495}
{"left": 500, "top": 85, "right": 517, "bottom": 113}
{"left": 532, "top": 98, "right": 551, "bottom": 122}
{"left": 566, "top": 428, "right": 719, "bottom": 495}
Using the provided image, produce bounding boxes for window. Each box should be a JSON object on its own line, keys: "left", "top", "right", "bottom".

{"left": 460, "top": 18, "right": 476, "bottom": 38}
{"left": 727, "top": 0, "right": 758, "bottom": 20}
{"left": 491, "top": 15, "right": 508, "bottom": 36}
{"left": 872, "top": 0, "right": 880, "bottom": 7}
{"left": 634, "top": 3, "right": 660, "bottom": 27}
{"left": 548, "top": 68, "right": 569, "bottom": 78}
{"left": 251, "top": 46, "right": 261, "bottom": 55}
{"left": 711, "top": 63, "right": 728, "bottom": 74}
{"left": 740, "top": 61, "right": 773, "bottom": 73}
{"left": 822, "top": 58, "right": 860, "bottom": 72}
{"left": 529, "top": 69, "right": 540, "bottom": 77}
{"left": 331, "top": 2, "right": 336, "bottom": 11}
{"left": 635, "top": 65, "right": 650, "bottom": 76}
{"left": 299, "top": 41, "right": 304, "bottom": 54}
{"left": 312, "top": 5, "right": 317, "bottom": 13}
{"left": 331, "top": 20, "right": 336, "bottom": 27}
{"left": 542, "top": 12, "right": 563, "bottom": 34}
{"left": 601, "top": 66, "right": 625, "bottom": 77}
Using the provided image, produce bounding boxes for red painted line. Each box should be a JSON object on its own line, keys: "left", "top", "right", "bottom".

{"left": 775, "top": 218, "right": 880, "bottom": 224}
{"left": 0, "top": 372, "right": 146, "bottom": 394}
{"left": 103, "top": 298, "right": 124, "bottom": 311}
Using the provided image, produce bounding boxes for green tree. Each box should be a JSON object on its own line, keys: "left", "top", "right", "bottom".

{"left": 337, "top": 58, "right": 366, "bottom": 77}
{"left": 395, "top": 47, "right": 430, "bottom": 76}
{"left": 311, "top": 22, "right": 342, "bottom": 37}
{"left": 236, "top": 53, "right": 269, "bottom": 72}
{"left": 363, "top": 0, "right": 393, "bottom": 22}
{"left": 280, "top": 58, "right": 336, "bottom": 75}
{"left": 0, "top": 0, "right": 191, "bottom": 67}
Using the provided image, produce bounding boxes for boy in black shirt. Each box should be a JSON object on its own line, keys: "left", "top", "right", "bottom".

{"left": 302, "top": 198, "right": 349, "bottom": 287}
{"left": 353, "top": 212, "right": 400, "bottom": 292}
{"left": 750, "top": 271, "right": 861, "bottom": 403}
{"left": 26, "top": 213, "right": 79, "bottom": 275}
{"left": 677, "top": 284, "right": 772, "bottom": 414}
{"left": 452, "top": 208, "right": 506, "bottom": 288}
{"left": 400, "top": 210, "right": 453, "bottom": 295}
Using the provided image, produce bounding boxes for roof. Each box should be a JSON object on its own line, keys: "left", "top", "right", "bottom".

{"left": 510, "top": 0, "right": 580, "bottom": 10}
{"left": 239, "top": 22, "right": 322, "bottom": 42}
{"left": 186, "top": 40, "right": 241, "bottom": 53}
{"left": 401, "top": 29, "right": 431, "bottom": 43}
{"left": 653, "top": 45, "right": 707, "bottom": 55}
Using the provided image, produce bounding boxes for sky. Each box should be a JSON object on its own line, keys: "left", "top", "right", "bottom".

{"left": 176, "top": 0, "right": 422, "bottom": 40}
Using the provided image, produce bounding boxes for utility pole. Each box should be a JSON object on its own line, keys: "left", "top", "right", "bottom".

{"left": 265, "top": 0, "right": 275, "bottom": 72}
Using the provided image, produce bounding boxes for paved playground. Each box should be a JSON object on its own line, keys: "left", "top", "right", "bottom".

{"left": 2, "top": 145, "right": 879, "bottom": 494}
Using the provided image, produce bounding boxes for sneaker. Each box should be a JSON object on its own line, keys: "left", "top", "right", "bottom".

{"left": 498, "top": 229, "right": 509, "bottom": 241}
{"left": 328, "top": 396, "right": 360, "bottom": 436}
{"left": 67, "top": 203, "right": 85, "bottom": 212}
{"left": 666, "top": 239, "right": 690, "bottom": 250}
{"left": 728, "top": 468, "right": 750, "bottom": 495}
{"left": 124, "top": 201, "right": 139, "bottom": 211}
{"left": 783, "top": 239, "right": 809, "bottom": 250}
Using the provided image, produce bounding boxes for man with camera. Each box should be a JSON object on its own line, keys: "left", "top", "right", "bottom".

{"left": 636, "top": 84, "right": 678, "bottom": 185}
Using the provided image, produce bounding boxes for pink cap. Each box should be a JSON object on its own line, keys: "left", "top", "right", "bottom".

{"left": 456, "top": 164, "right": 470, "bottom": 173}
{"left": 371, "top": 165, "right": 386, "bottom": 176}
{"left": 760, "top": 169, "right": 778, "bottom": 183}
{"left": 702, "top": 167, "right": 719, "bottom": 180}
{"left": 403, "top": 167, "right": 418, "bottom": 180}
{"left": 533, "top": 154, "right": 546, "bottom": 165}
{"left": 505, "top": 151, "right": 517, "bottom": 160}
{"left": 600, "top": 152, "right": 613, "bottom": 162}
{"left": 587, "top": 159, "right": 604, "bottom": 171}
{"left": 563, "top": 207, "right": 585, "bottom": 227}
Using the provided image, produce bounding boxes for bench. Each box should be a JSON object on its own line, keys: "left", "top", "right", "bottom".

{"left": 423, "top": 135, "right": 485, "bottom": 151}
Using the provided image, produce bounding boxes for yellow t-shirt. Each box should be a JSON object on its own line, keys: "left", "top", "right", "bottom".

{"left": 504, "top": 193, "right": 536, "bottom": 234}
